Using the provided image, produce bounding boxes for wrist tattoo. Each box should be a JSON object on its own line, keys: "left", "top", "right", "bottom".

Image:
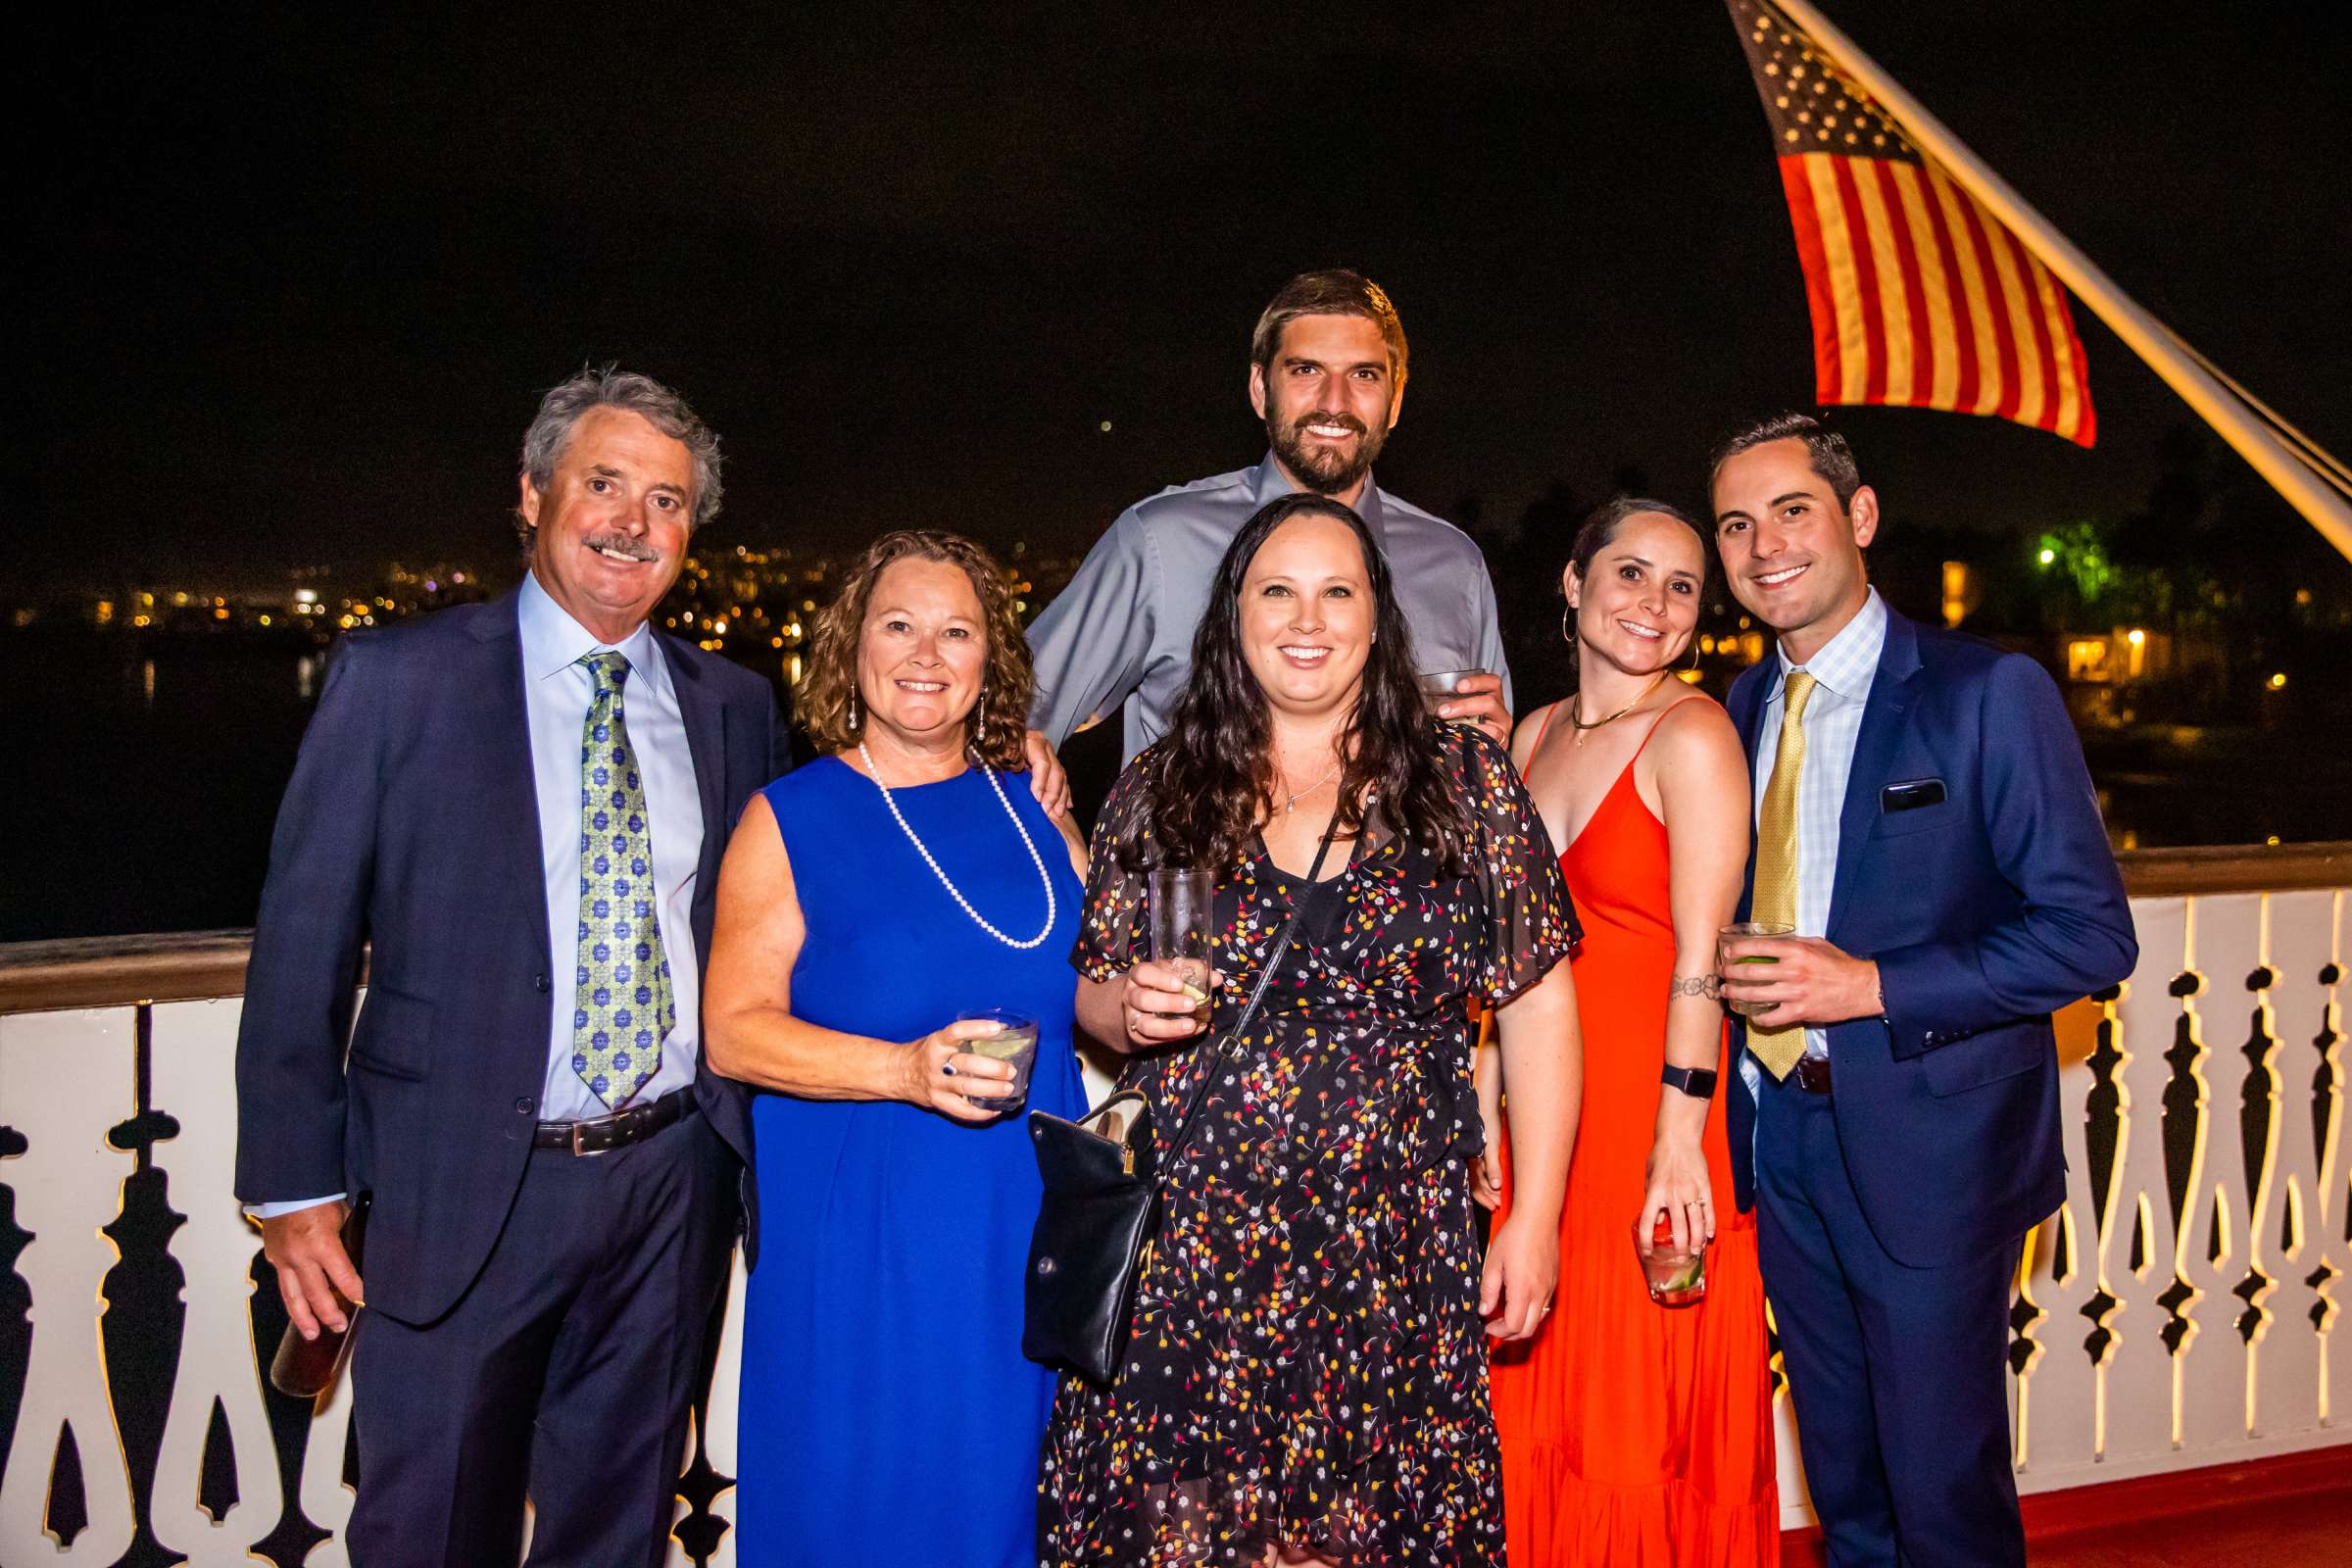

{"left": 1670, "top": 973, "right": 1721, "bottom": 1000}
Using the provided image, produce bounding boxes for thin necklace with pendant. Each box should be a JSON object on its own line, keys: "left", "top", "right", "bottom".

{"left": 1276, "top": 756, "right": 1344, "bottom": 813}
{"left": 1568, "top": 669, "right": 1672, "bottom": 747}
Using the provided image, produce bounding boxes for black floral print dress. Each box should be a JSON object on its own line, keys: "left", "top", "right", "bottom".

{"left": 1041, "top": 725, "right": 1579, "bottom": 1566}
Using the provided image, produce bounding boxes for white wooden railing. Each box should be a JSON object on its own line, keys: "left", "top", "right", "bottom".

{"left": 2, "top": 845, "right": 2347, "bottom": 1561}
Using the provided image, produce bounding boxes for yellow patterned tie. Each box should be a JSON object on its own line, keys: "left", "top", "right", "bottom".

{"left": 1747, "top": 670, "right": 1817, "bottom": 1080}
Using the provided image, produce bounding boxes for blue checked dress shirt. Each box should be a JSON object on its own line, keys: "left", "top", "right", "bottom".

{"left": 1749, "top": 587, "right": 1888, "bottom": 1064}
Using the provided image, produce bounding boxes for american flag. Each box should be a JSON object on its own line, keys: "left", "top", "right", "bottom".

{"left": 1729, "top": 0, "right": 2096, "bottom": 447}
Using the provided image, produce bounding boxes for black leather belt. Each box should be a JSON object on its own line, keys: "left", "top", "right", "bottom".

{"left": 1791, "top": 1055, "right": 1835, "bottom": 1095}
{"left": 535, "top": 1086, "right": 694, "bottom": 1155}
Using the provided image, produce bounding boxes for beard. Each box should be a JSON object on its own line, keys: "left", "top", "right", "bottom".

{"left": 1267, "top": 407, "right": 1388, "bottom": 496}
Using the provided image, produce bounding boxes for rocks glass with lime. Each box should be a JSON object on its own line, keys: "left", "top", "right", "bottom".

{"left": 1718, "top": 920, "right": 1794, "bottom": 1017}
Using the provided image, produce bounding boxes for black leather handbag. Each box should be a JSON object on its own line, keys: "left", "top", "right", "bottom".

{"left": 1022, "top": 813, "right": 1341, "bottom": 1387}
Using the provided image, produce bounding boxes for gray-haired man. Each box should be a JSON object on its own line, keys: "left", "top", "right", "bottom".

{"left": 1027, "top": 269, "right": 1513, "bottom": 760}
{"left": 236, "top": 368, "right": 787, "bottom": 1564}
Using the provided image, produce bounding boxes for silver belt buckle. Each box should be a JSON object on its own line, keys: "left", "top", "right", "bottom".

{"left": 570, "top": 1115, "right": 616, "bottom": 1156}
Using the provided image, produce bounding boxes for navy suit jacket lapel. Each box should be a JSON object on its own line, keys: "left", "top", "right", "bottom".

{"left": 663, "top": 635, "right": 730, "bottom": 944}
{"left": 1826, "top": 609, "right": 1923, "bottom": 944}
{"left": 1728, "top": 664, "right": 1769, "bottom": 923}
{"left": 468, "top": 592, "right": 553, "bottom": 978}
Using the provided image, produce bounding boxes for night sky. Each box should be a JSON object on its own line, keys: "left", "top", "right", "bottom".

{"left": 23, "top": 1, "right": 2351, "bottom": 596}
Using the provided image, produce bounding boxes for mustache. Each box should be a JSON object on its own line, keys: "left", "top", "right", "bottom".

{"left": 582, "top": 532, "right": 661, "bottom": 563}
{"left": 1288, "top": 410, "right": 1368, "bottom": 438}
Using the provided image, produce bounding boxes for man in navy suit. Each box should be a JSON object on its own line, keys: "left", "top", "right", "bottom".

{"left": 235, "top": 368, "right": 786, "bottom": 1565}
{"left": 1710, "top": 415, "right": 2135, "bottom": 1567}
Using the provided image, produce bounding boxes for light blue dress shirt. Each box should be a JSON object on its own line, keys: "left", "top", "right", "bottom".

{"left": 250, "top": 576, "right": 706, "bottom": 1218}
{"left": 1027, "top": 453, "right": 1511, "bottom": 760}
{"left": 1746, "top": 586, "right": 1888, "bottom": 1073}
{"left": 517, "top": 571, "right": 706, "bottom": 1122}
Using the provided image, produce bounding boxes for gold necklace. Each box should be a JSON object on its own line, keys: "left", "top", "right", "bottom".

{"left": 1567, "top": 670, "right": 1672, "bottom": 747}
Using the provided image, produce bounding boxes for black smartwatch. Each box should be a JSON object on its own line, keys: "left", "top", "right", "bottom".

{"left": 1661, "top": 1064, "right": 1719, "bottom": 1101}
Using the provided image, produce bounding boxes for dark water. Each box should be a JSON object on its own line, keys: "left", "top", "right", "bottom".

{"left": 10, "top": 637, "right": 318, "bottom": 943}
{"left": 6, "top": 636, "right": 2346, "bottom": 944}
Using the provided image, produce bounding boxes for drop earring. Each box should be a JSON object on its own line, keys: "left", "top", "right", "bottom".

{"left": 848, "top": 688, "right": 860, "bottom": 732}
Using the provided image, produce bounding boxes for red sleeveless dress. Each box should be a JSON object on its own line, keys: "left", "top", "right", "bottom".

{"left": 1489, "top": 701, "right": 1780, "bottom": 1564}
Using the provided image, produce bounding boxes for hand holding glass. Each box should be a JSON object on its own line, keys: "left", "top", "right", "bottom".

{"left": 956, "top": 1008, "right": 1039, "bottom": 1104}
{"left": 1146, "top": 868, "right": 1216, "bottom": 1031}
{"left": 1418, "top": 668, "right": 1488, "bottom": 722}
{"left": 1718, "top": 921, "right": 1794, "bottom": 1017}
{"left": 1634, "top": 1207, "right": 1708, "bottom": 1306}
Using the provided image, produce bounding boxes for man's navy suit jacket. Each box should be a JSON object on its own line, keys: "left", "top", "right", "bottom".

{"left": 234, "top": 589, "right": 788, "bottom": 1325}
{"left": 1725, "top": 607, "right": 2137, "bottom": 1268}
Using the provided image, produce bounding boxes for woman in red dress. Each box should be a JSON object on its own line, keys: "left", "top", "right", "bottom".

{"left": 1484, "top": 498, "right": 1779, "bottom": 1563}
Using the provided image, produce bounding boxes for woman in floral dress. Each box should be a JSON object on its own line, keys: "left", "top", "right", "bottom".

{"left": 1042, "top": 492, "right": 1586, "bottom": 1566}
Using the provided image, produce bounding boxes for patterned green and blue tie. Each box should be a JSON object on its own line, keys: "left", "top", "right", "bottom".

{"left": 571, "top": 651, "right": 675, "bottom": 1110}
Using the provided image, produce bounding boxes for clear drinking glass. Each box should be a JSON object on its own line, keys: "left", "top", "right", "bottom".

{"left": 1146, "top": 867, "right": 1216, "bottom": 1030}
{"left": 1418, "top": 668, "right": 1487, "bottom": 721}
{"left": 956, "top": 1008, "right": 1039, "bottom": 1104}
{"left": 1718, "top": 920, "right": 1794, "bottom": 1018}
{"left": 1635, "top": 1208, "right": 1709, "bottom": 1306}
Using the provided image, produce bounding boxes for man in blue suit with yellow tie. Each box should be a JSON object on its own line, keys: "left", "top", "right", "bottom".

{"left": 1710, "top": 415, "right": 2136, "bottom": 1566}
{"left": 235, "top": 368, "right": 786, "bottom": 1564}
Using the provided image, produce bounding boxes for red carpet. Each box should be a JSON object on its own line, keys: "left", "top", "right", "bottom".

{"left": 1780, "top": 1447, "right": 2352, "bottom": 1566}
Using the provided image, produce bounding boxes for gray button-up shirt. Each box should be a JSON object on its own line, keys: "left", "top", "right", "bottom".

{"left": 1027, "top": 454, "right": 1511, "bottom": 760}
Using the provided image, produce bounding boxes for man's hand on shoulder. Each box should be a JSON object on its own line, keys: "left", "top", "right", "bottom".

{"left": 1720, "top": 935, "right": 1884, "bottom": 1028}
{"left": 1023, "top": 729, "right": 1072, "bottom": 819}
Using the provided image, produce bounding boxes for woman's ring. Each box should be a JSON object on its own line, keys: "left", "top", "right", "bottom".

{"left": 941, "top": 1059, "right": 957, "bottom": 1077}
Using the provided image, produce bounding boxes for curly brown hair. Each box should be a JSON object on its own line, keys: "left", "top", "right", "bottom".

{"left": 797, "top": 529, "right": 1034, "bottom": 770}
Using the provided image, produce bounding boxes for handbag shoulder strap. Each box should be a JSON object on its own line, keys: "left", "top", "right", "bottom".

{"left": 1156, "top": 806, "right": 1344, "bottom": 1180}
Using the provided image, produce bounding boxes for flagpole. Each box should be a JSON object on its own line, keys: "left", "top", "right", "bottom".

{"left": 1770, "top": 0, "right": 2352, "bottom": 564}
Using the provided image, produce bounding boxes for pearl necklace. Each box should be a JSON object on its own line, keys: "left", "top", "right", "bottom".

{"left": 857, "top": 744, "right": 1056, "bottom": 949}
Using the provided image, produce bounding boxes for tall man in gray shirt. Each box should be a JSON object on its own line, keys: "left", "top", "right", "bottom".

{"left": 1027, "top": 269, "right": 1512, "bottom": 761}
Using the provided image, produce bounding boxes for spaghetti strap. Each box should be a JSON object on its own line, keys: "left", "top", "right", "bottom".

{"left": 1527, "top": 700, "right": 1563, "bottom": 761}
{"left": 1629, "top": 693, "right": 1710, "bottom": 764}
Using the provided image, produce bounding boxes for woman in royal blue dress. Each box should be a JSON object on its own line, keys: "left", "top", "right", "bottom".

{"left": 703, "top": 529, "right": 1088, "bottom": 1568}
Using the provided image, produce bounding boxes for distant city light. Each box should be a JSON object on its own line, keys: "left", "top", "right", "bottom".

{"left": 1099, "top": 420, "right": 1113, "bottom": 433}
{"left": 2268, "top": 671, "right": 2287, "bottom": 690}
{"left": 295, "top": 588, "right": 318, "bottom": 605}
{"left": 2037, "top": 547, "right": 2057, "bottom": 565}
{"left": 2126, "top": 628, "right": 2145, "bottom": 646}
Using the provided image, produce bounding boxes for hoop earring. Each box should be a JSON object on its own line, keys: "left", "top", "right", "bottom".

{"left": 1560, "top": 604, "right": 1578, "bottom": 645}
{"left": 1687, "top": 636, "right": 1702, "bottom": 672}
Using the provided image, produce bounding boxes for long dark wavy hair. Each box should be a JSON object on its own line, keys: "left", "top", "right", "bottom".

{"left": 1140, "top": 492, "right": 1468, "bottom": 874}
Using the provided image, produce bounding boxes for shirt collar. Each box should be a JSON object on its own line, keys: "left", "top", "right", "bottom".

{"left": 1770, "top": 585, "right": 1887, "bottom": 703}
{"left": 1250, "top": 451, "right": 1391, "bottom": 550}
{"left": 517, "top": 570, "right": 671, "bottom": 700}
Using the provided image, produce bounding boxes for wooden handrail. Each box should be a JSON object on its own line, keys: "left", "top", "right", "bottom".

{"left": 4, "top": 842, "right": 2348, "bottom": 1015}
{"left": 0, "top": 930, "right": 263, "bottom": 1014}
{"left": 2114, "top": 840, "right": 2352, "bottom": 898}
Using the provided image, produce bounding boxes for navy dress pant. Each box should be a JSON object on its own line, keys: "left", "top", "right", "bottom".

{"left": 1753, "top": 1070, "right": 2026, "bottom": 1568}
{"left": 347, "top": 1108, "right": 734, "bottom": 1567}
